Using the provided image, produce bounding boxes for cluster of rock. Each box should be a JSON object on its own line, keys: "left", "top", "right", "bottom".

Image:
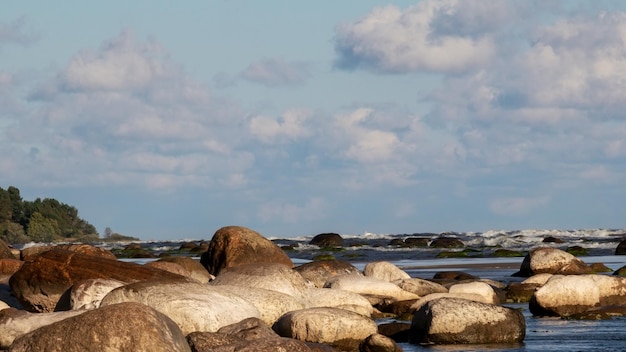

{"left": 0, "top": 228, "right": 625, "bottom": 351}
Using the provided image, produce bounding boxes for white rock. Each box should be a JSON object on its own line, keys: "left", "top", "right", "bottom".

{"left": 324, "top": 275, "right": 419, "bottom": 303}
{"left": 0, "top": 308, "right": 85, "bottom": 349}
{"left": 530, "top": 275, "right": 600, "bottom": 316}
{"left": 304, "top": 287, "right": 373, "bottom": 317}
{"left": 410, "top": 292, "right": 495, "bottom": 312}
{"left": 70, "top": 278, "right": 126, "bottom": 310}
{"left": 100, "top": 280, "right": 260, "bottom": 334}
{"left": 216, "top": 285, "right": 305, "bottom": 326}
{"left": 274, "top": 307, "right": 378, "bottom": 347}
{"left": 448, "top": 281, "right": 499, "bottom": 305}
{"left": 363, "top": 261, "right": 410, "bottom": 282}
{"left": 210, "top": 263, "right": 308, "bottom": 298}
{"left": 522, "top": 273, "right": 553, "bottom": 285}
{"left": 397, "top": 278, "right": 447, "bottom": 296}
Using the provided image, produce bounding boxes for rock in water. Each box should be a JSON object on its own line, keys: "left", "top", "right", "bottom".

{"left": 200, "top": 226, "right": 293, "bottom": 276}
{"left": 273, "top": 307, "right": 378, "bottom": 351}
{"left": 8, "top": 302, "right": 191, "bottom": 352}
{"left": 514, "top": 247, "right": 591, "bottom": 277}
{"left": 410, "top": 297, "right": 525, "bottom": 345}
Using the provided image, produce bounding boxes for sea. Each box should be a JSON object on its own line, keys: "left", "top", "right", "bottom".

{"left": 19, "top": 228, "right": 626, "bottom": 351}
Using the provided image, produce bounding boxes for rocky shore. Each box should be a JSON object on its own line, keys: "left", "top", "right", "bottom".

{"left": 1, "top": 226, "right": 625, "bottom": 351}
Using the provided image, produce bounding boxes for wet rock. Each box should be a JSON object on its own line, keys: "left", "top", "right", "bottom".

{"left": 200, "top": 226, "right": 293, "bottom": 276}
{"left": 566, "top": 246, "right": 588, "bottom": 256}
{"left": 294, "top": 260, "right": 362, "bottom": 288}
{"left": 410, "top": 297, "right": 525, "bottom": 345}
{"left": 432, "top": 271, "right": 477, "bottom": 282}
{"left": 542, "top": 236, "right": 564, "bottom": 243}
{"left": 377, "top": 321, "right": 411, "bottom": 342}
{"left": 310, "top": 233, "right": 344, "bottom": 247}
{"left": 273, "top": 307, "right": 378, "bottom": 351}
{"left": 505, "top": 282, "right": 541, "bottom": 303}
{"left": 429, "top": 237, "right": 464, "bottom": 248}
{"left": 589, "top": 262, "right": 612, "bottom": 273}
{"left": 100, "top": 280, "right": 260, "bottom": 334}
{"left": 616, "top": 239, "right": 626, "bottom": 255}
{"left": 9, "top": 302, "right": 191, "bottom": 352}
{"left": 9, "top": 249, "right": 185, "bottom": 312}
{"left": 363, "top": 261, "right": 410, "bottom": 282}
{"left": 614, "top": 265, "right": 626, "bottom": 276}
{"left": 513, "top": 247, "right": 592, "bottom": 277}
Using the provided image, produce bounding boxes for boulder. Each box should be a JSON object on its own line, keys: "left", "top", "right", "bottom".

{"left": 432, "top": 271, "right": 477, "bottom": 281}
{"left": 9, "top": 249, "right": 186, "bottom": 312}
{"left": 0, "top": 308, "right": 85, "bottom": 349}
{"left": 448, "top": 281, "right": 500, "bottom": 305}
{"left": 410, "top": 292, "right": 497, "bottom": 312}
{"left": 157, "top": 256, "right": 213, "bottom": 283}
{"left": 429, "top": 237, "right": 464, "bottom": 248}
{"left": 585, "top": 274, "right": 626, "bottom": 306}
{"left": 8, "top": 302, "right": 191, "bottom": 352}
{"left": 303, "top": 287, "right": 374, "bottom": 317}
{"left": 216, "top": 285, "right": 306, "bottom": 326}
{"left": 210, "top": 262, "right": 309, "bottom": 298}
{"left": 200, "top": 226, "right": 293, "bottom": 276}
{"left": 100, "top": 280, "right": 260, "bottom": 335}
{"left": 324, "top": 275, "right": 419, "bottom": 304}
{"left": 529, "top": 275, "right": 600, "bottom": 317}
{"left": 505, "top": 282, "right": 542, "bottom": 303}
{"left": 0, "top": 301, "right": 7, "bottom": 310}
{"left": 363, "top": 261, "right": 410, "bottom": 282}
{"left": 273, "top": 307, "right": 378, "bottom": 351}
{"left": 522, "top": 273, "right": 553, "bottom": 285}
{"left": 187, "top": 317, "right": 312, "bottom": 352}
{"left": 0, "top": 259, "right": 23, "bottom": 276}
{"left": 294, "top": 259, "right": 362, "bottom": 288}
{"left": 0, "top": 240, "right": 14, "bottom": 259}
{"left": 144, "top": 261, "right": 194, "bottom": 279}
{"left": 513, "top": 247, "right": 591, "bottom": 277}
{"left": 616, "top": 239, "right": 626, "bottom": 255}
{"left": 20, "top": 244, "right": 116, "bottom": 262}
{"left": 309, "top": 233, "right": 344, "bottom": 247}
{"left": 396, "top": 278, "right": 448, "bottom": 296}
{"left": 359, "top": 333, "right": 403, "bottom": 352}
{"left": 68, "top": 278, "right": 126, "bottom": 310}
{"left": 615, "top": 265, "right": 626, "bottom": 276}
{"left": 410, "top": 297, "right": 525, "bottom": 345}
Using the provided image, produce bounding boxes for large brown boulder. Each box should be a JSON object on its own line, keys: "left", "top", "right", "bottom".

{"left": 294, "top": 260, "right": 362, "bottom": 288}
{"left": 513, "top": 247, "right": 592, "bottom": 277}
{"left": 9, "top": 248, "right": 186, "bottom": 312}
{"left": 157, "top": 256, "right": 213, "bottom": 283}
{"left": 200, "top": 226, "right": 293, "bottom": 276}
{"left": 20, "top": 244, "right": 117, "bottom": 261}
{"left": 0, "top": 240, "right": 14, "bottom": 259}
{"left": 0, "top": 259, "right": 23, "bottom": 276}
{"left": 9, "top": 302, "right": 191, "bottom": 352}
{"left": 210, "top": 262, "right": 308, "bottom": 298}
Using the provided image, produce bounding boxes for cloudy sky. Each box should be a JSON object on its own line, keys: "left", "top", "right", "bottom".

{"left": 2, "top": 1, "right": 625, "bottom": 240}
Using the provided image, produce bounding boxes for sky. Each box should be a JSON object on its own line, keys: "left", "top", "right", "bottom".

{"left": 1, "top": 1, "right": 626, "bottom": 240}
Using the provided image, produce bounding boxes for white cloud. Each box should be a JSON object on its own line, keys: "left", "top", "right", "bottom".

{"left": 333, "top": 1, "right": 499, "bottom": 73}
{"left": 61, "top": 30, "right": 166, "bottom": 92}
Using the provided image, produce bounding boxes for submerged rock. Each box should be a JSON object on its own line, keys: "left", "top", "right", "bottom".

{"left": 309, "top": 233, "right": 344, "bottom": 247}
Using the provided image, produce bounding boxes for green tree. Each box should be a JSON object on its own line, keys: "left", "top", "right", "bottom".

{"left": 27, "top": 212, "right": 60, "bottom": 242}
{"left": 0, "top": 188, "right": 11, "bottom": 222}
{"left": 0, "top": 221, "right": 28, "bottom": 244}
{"left": 7, "top": 186, "right": 25, "bottom": 224}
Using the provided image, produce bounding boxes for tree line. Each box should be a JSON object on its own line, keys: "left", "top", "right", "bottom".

{"left": 0, "top": 186, "right": 99, "bottom": 244}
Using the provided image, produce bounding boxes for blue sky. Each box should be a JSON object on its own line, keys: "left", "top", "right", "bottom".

{"left": 2, "top": 1, "right": 625, "bottom": 240}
